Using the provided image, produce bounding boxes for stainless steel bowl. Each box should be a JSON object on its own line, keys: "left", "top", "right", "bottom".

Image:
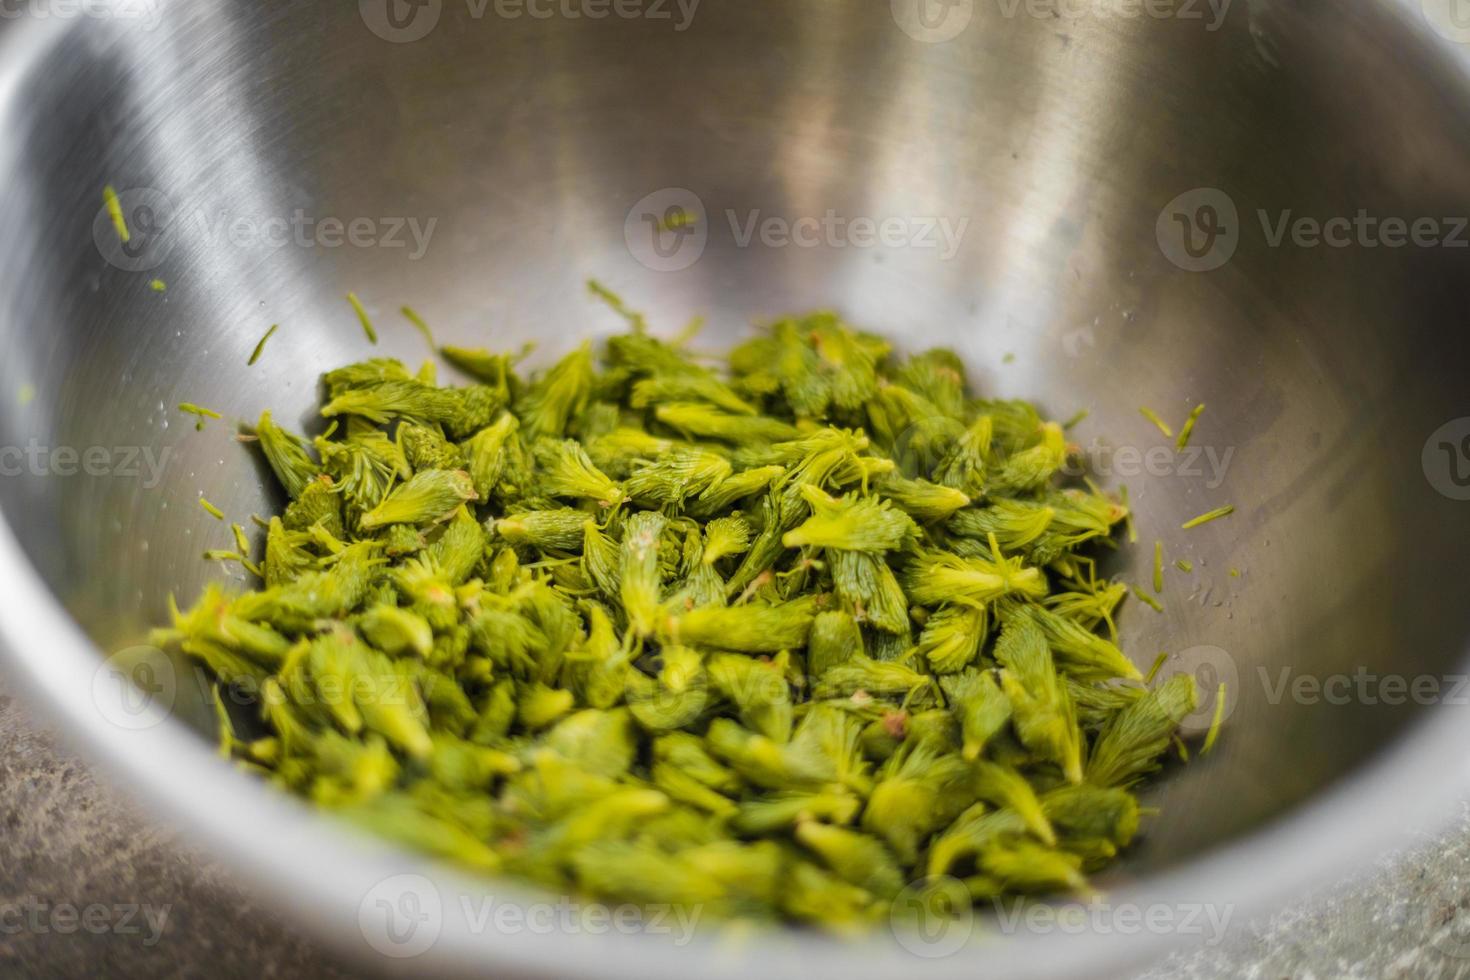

{"left": 4, "top": 0, "right": 1470, "bottom": 975}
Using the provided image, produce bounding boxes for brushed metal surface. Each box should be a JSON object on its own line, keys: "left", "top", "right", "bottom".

{"left": 2, "top": 0, "right": 1470, "bottom": 976}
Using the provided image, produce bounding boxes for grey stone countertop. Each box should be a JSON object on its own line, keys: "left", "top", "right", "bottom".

{"left": 4, "top": 669, "right": 1470, "bottom": 980}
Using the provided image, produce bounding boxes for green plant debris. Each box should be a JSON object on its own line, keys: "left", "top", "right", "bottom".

{"left": 1175, "top": 403, "right": 1205, "bottom": 451}
{"left": 153, "top": 295, "right": 1204, "bottom": 934}
{"left": 210, "top": 521, "right": 264, "bottom": 578}
{"left": 1174, "top": 559, "right": 1193, "bottom": 573}
{"left": 1061, "top": 409, "right": 1089, "bottom": 430}
{"left": 17, "top": 384, "right": 35, "bottom": 408}
{"left": 1138, "top": 406, "right": 1173, "bottom": 439}
{"left": 347, "top": 292, "right": 378, "bottom": 344}
{"left": 199, "top": 497, "right": 225, "bottom": 520}
{"left": 203, "top": 548, "right": 243, "bottom": 563}
{"left": 103, "top": 185, "right": 129, "bottom": 243}
{"left": 1143, "top": 652, "right": 1168, "bottom": 684}
{"left": 655, "top": 208, "right": 696, "bottom": 232}
{"left": 150, "top": 279, "right": 167, "bottom": 293}
{"left": 588, "top": 279, "right": 648, "bottom": 330}
{"left": 1202, "top": 683, "right": 1226, "bottom": 755}
{"left": 1229, "top": 567, "right": 1241, "bottom": 578}
{"left": 402, "top": 306, "right": 436, "bottom": 349}
{"left": 1132, "top": 587, "right": 1164, "bottom": 614}
{"left": 179, "top": 402, "right": 222, "bottom": 431}
{"left": 248, "top": 324, "right": 280, "bottom": 366}
{"left": 1118, "top": 485, "right": 1137, "bottom": 544}
{"left": 1152, "top": 540, "right": 1164, "bottom": 594}
{"left": 1181, "top": 505, "right": 1235, "bottom": 530}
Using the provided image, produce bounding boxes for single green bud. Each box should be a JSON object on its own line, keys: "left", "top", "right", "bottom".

{"left": 359, "top": 469, "right": 477, "bottom": 530}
